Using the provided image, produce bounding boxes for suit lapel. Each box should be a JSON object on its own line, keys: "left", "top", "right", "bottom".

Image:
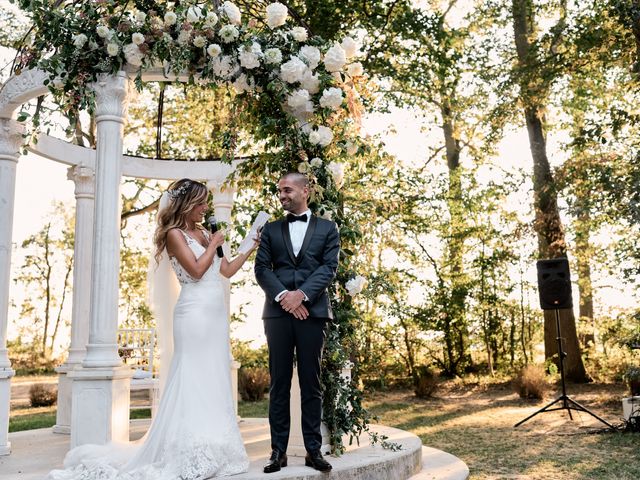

{"left": 296, "top": 215, "right": 317, "bottom": 263}
{"left": 280, "top": 220, "right": 296, "bottom": 264}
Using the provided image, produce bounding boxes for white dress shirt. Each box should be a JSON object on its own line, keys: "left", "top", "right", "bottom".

{"left": 275, "top": 209, "right": 312, "bottom": 302}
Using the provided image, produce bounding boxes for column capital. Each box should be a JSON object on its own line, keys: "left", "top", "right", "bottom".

{"left": 0, "top": 118, "right": 24, "bottom": 162}
{"left": 207, "top": 181, "right": 236, "bottom": 212}
{"left": 92, "top": 72, "right": 130, "bottom": 124}
{"left": 67, "top": 165, "right": 95, "bottom": 199}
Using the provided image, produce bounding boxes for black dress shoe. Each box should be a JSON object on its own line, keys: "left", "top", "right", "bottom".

{"left": 263, "top": 449, "right": 288, "bottom": 473}
{"left": 305, "top": 450, "right": 332, "bottom": 472}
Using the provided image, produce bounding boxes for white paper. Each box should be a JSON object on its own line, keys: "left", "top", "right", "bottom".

{"left": 238, "top": 211, "right": 270, "bottom": 254}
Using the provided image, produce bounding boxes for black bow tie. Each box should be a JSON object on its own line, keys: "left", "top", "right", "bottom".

{"left": 286, "top": 213, "right": 308, "bottom": 223}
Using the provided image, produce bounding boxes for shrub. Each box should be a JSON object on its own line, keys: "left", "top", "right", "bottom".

{"left": 414, "top": 366, "right": 438, "bottom": 398}
{"left": 513, "top": 364, "right": 547, "bottom": 400}
{"left": 239, "top": 367, "right": 270, "bottom": 402}
{"left": 29, "top": 383, "right": 57, "bottom": 407}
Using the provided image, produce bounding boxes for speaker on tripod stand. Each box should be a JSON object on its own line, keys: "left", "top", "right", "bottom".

{"left": 514, "top": 257, "right": 614, "bottom": 429}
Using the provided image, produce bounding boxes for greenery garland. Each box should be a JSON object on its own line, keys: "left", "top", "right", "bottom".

{"left": 9, "top": 0, "right": 392, "bottom": 453}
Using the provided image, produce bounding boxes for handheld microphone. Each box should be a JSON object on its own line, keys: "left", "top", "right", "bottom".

{"left": 207, "top": 216, "right": 224, "bottom": 258}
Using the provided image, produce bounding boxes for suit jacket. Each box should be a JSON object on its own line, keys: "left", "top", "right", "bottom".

{"left": 255, "top": 214, "right": 340, "bottom": 319}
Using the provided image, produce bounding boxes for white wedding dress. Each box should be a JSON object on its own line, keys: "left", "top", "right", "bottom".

{"left": 47, "top": 231, "right": 249, "bottom": 480}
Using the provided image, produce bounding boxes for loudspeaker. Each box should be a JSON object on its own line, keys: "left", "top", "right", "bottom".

{"left": 536, "top": 258, "right": 573, "bottom": 310}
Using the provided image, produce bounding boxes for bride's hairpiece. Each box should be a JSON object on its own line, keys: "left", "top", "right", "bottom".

{"left": 167, "top": 182, "right": 190, "bottom": 199}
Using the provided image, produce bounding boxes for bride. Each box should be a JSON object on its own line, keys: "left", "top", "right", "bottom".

{"left": 47, "top": 178, "right": 258, "bottom": 479}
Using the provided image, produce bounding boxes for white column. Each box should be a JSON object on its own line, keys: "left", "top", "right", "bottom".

{"left": 70, "top": 72, "right": 133, "bottom": 448}
{"left": 0, "top": 118, "right": 23, "bottom": 455}
{"left": 53, "top": 165, "right": 95, "bottom": 434}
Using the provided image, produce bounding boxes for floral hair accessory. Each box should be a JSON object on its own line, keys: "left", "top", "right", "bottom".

{"left": 167, "top": 182, "right": 190, "bottom": 199}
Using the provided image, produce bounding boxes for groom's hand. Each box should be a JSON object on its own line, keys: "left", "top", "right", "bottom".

{"left": 280, "top": 290, "right": 305, "bottom": 314}
{"left": 291, "top": 304, "right": 309, "bottom": 320}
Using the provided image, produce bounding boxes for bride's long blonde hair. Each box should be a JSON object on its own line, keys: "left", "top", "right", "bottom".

{"left": 153, "top": 178, "right": 209, "bottom": 265}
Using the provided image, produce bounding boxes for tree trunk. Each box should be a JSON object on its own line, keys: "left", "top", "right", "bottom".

{"left": 512, "top": 0, "right": 589, "bottom": 382}
{"left": 575, "top": 209, "right": 595, "bottom": 347}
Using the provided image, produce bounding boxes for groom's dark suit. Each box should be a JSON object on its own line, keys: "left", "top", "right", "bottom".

{"left": 255, "top": 214, "right": 339, "bottom": 454}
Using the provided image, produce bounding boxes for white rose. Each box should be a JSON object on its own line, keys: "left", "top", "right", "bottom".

{"left": 308, "top": 125, "right": 334, "bottom": 147}
{"left": 223, "top": 1, "right": 242, "bottom": 25}
{"left": 193, "top": 35, "right": 207, "bottom": 48}
{"left": 164, "top": 11, "right": 177, "bottom": 26}
{"left": 206, "top": 12, "right": 219, "bottom": 26}
{"left": 132, "top": 32, "right": 145, "bottom": 45}
{"left": 207, "top": 43, "right": 222, "bottom": 57}
{"left": 327, "top": 160, "right": 345, "bottom": 188}
{"left": 279, "top": 57, "right": 307, "bottom": 83}
{"left": 297, "top": 161, "right": 311, "bottom": 173}
{"left": 341, "top": 36, "right": 358, "bottom": 58}
{"left": 319, "top": 87, "right": 344, "bottom": 110}
{"left": 135, "top": 11, "right": 147, "bottom": 23}
{"left": 239, "top": 42, "right": 262, "bottom": 69}
{"left": 123, "top": 43, "right": 144, "bottom": 66}
{"left": 345, "top": 275, "right": 366, "bottom": 296}
{"left": 219, "top": 24, "right": 239, "bottom": 43}
{"left": 287, "top": 89, "right": 313, "bottom": 114}
{"left": 96, "top": 25, "right": 112, "bottom": 39}
{"left": 290, "top": 26, "right": 308, "bottom": 42}
{"left": 106, "top": 42, "right": 120, "bottom": 56}
{"left": 347, "top": 62, "right": 364, "bottom": 77}
{"left": 72, "top": 33, "right": 88, "bottom": 48}
{"left": 300, "top": 69, "right": 320, "bottom": 94}
{"left": 266, "top": 2, "right": 288, "bottom": 28}
{"left": 320, "top": 208, "right": 333, "bottom": 220}
{"left": 310, "top": 157, "right": 323, "bottom": 167}
{"left": 211, "top": 55, "right": 237, "bottom": 78}
{"left": 187, "top": 5, "right": 203, "bottom": 23}
{"left": 177, "top": 30, "right": 192, "bottom": 45}
{"left": 233, "top": 73, "right": 254, "bottom": 93}
{"left": 298, "top": 45, "right": 321, "bottom": 70}
{"left": 264, "top": 47, "right": 282, "bottom": 65}
{"left": 324, "top": 43, "right": 347, "bottom": 72}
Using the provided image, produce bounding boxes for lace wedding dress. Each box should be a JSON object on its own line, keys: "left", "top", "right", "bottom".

{"left": 47, "top": 231, "right": 249, "bottom": 479}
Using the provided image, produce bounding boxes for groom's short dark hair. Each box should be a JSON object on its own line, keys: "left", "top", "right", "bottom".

{"left": 281, "top": 172, "right": 309, "bottom": 188}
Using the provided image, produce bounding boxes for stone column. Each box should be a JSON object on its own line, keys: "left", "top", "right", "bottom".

{"left": 0, "top": 118, "right": 23, "bottom": 455}
{"left": 207, "top": 181, "right": 240, "bottom": 415}
{"left": 69, "top": 72, "right": 132, "bottom": 448}
{"left": 53, "top": 165, "right": 95, "bottom": 434}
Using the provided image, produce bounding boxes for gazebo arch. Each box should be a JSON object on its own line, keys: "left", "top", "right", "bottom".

{"left": 0, "top": 67, "right": 244, "bottom": 452}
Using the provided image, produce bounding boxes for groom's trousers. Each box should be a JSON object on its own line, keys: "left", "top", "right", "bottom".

{"left": 264, "top": 315, "right": 328, "bottom": 454}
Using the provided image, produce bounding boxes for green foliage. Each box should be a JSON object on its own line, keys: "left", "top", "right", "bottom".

{"left": 28, "top": 383, "right": 57, "bottom": 407}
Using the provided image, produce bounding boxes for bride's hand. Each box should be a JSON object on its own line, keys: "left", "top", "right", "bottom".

{"left": 209, "top": 230, "right": 225, "bottom": 250}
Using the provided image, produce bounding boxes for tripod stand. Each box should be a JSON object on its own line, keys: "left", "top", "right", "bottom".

{"left": 514, "top": 308, "right": 614, "bottom": 429}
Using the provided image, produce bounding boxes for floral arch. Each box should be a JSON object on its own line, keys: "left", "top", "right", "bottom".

{"left": 0, "top": 0, "right": 371, "bottom": 456}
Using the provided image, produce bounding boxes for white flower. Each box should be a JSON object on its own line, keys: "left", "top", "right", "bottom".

{"left": 264, "top": 48, "right": 283, "bottom": 65}
{"left": 219, "top": 24, "right": 239, "bottom": 43}
{"left": 298, "top": 45, "right": 321, "bottom": 70}
{"left": 280, "top": 57, "right": 307, "bottom": 83}
{"left": 123, "top": 43, "right": 144, "bottom": 66}
{"left": 239, "top": 42, "right": 262, "bottom": 69}
{"left": 287, "top": 89, "right": 313, "bottom": 114}
{"left": 162, "top": 32, "right": 173, "bottom": 44}
{"left": 222, "top": 1, "right": 242, "bottom": 25}
{"left": 300, "top": 69, "right": 320, "bottom": 94}
{"left": 177, "top": 30, "right": 192, "bottom": 45}
{"left": 135, "top": 11, "right": 147, "bottom": 23}
{"left": 72, "top": 33, "right": 88, "bottom": 48}
{"left": 324, "top": 43, "right": 347, "bottom": 72}
{"left": 319, "top": 87, "right": 344, "bottom": 110}
{"left": 164, "top": 11, "right": 177, "bottom": 26}
{"left": 207, "top": 44, "right": 222, "bottom": 57}
{"left": 347, "top": 62, "right": 364, "bottom": 77}
{"left": 297, "top": 161, "right": 311, "bottom": 173}
{"left": 96, "top": 25, "right": 112, "bottom": 39}
{"left": 327, "top": 161, "right": 345, "bottom": 187}
{"left": 345, "top": 275, "right": 366, "bottom": 296}
{"left": 309, "top": 125, "right": 334, "bottom": 147}
{"left": 205, "top": 12, "right": 219, "bottom": 27}
{"left": 290, "top": 26, "right": 308, "bottom": 42}
{"left": 345, "top": 140, "right": 358, "bottom": 156}
{"left": 132, "top": 32, "right": 145, "bottom": 45}
{"left": 106, "top": 42, "right": 120, "bottom": 56}
{"left": 320, "top": 208, "right": 333, "bottom": 220}
{"left": 211, "top": 55, "right": 237, "bottom": 78}
{"left": 187, "top": 5, "right": 203, "bottom": 23}
{"left": 341, "top": 36, "right": 358, "bottom": 58}
{"left": 310, "top": 157, "right": 323, "bottom": 167}
{"left": 233, "top": 73, "right": 254, "bottom": 93}
{"left": 193, "top": 35, "right": 207, "bottom": 48}
{"left": 266, "top": 2, "right": 288, "bottom": 28}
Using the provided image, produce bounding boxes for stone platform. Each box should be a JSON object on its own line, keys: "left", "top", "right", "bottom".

{"left": 1, "top": 419, "right": 468, "bottom": 480}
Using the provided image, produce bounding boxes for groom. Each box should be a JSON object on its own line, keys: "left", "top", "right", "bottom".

{"left": 255, "top": 172, "right": 339, "bottom": 473}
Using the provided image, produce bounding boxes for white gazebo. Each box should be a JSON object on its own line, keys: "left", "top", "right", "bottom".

{"left": 0, "top": 68, "right": 242, "bottom": 453}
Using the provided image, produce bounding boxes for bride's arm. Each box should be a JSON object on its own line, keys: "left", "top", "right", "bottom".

{"left": 166, "top": 228, "right": 224, "bottom": 280}
{"left": 219, "top": 236, "right": 260, "bottom": 278}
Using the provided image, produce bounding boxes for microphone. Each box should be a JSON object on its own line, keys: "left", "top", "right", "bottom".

{"left": 207, "top": 216, "right": 224, "bottom": 258}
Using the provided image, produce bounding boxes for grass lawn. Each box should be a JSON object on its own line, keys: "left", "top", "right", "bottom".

{"left": 364, "top": 378, "right": 640, "bottom": 480}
